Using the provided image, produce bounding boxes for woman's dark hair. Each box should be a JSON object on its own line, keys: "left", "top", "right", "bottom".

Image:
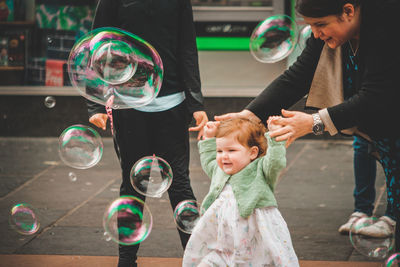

{"left": 295, "top": 0, "right": 360, "bottom": 17}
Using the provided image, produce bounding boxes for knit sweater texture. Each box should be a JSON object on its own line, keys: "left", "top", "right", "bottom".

{"left": 198, "top": 133, "right": 286, "bottom": 218}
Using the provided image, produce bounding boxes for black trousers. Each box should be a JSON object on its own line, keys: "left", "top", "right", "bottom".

{"left": 111, "top": 102, "right": 196, "bottom": 267}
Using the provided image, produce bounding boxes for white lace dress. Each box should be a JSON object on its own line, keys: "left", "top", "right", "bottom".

{"left": 183, "top": 184, "right": 299, "bottom": 267}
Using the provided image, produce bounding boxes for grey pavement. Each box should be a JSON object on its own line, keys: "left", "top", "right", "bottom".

{"left": 0, "top": 135, "right": 390, "bottom": 265}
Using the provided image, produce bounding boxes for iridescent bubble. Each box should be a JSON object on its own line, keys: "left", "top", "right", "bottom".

{"left": 44, "top": 96, "right": 56, "bottom": 108}
{"left": 68, "top": 172, "right": 77, "bottom": 182}
{"left": 130, "top": 155, "right": 173, "bottom": 198}
{"left": 59, "top": 124, "right": 103, "bottom": 169}
{"left": 298, "top": 24, "right": 312, "bottom": 50}
{"left": 349, "top": 217, "right": 394, "bottom": 259}
{"left": 173, "top": 200, "right": 200, "bottom": 234}
{"left": 9, "top": 203, "right": 40, "bottom": 235}
{"left": 103, "top": 196, "right": 152, "bottom": 245}
{"left": 250, "top": 15, "right": 298, "bottom": 63}
{"left": 68, "top": 27, "right": 163, "bottom": 109}
{"left": 386, "top": 253, "right": 400, "bottom": 267}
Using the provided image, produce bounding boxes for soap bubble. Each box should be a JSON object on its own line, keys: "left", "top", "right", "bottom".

{"left": 44, "top": 96, "right": 56, "bottom": 108}
{"left": 130, "top": 155, "right": 173, "bottom": 198}
{"left": 9, "top": 203, "right": 40, "bottom": 235}
{"left": 173, "top": 200, "right": 200, "bottom": 234}
{"left": 68, "top": 172, "right": 77, "bottom": 182}
{"left": 250, "top": 15, "right": 298, "bottom": 63}
{"left": 349, "top": 216, "right": 394, "bottom": 259}
{"left": 103, "top": 231, "right": 112, "bottom": 242}
{"left": 68, "top": 27, "right": 163, "bottom": 109}
{"left": 298, "top": 24, "right": 312, "bottom": 50}
{"left": 59, "top": 124, "right": 103, "bottom": 169}
{"left": 103, "top": 196, "right": 152, "bottom": 245}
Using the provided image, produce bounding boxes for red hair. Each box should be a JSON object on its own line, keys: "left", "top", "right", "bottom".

{"left": 216, "top": 118, "right": 267, "bottom": 157}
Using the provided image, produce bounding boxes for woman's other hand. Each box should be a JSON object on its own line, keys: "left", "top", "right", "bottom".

{"left": 268, "top": 109, "right": 313, "bottom": 147}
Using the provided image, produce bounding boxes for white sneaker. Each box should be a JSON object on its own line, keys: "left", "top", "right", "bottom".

{"left": 338, "top": 212, "right": 368, "bottom": 234}
{"left": 357, "top": 216, "right": 396, "bottom": 238}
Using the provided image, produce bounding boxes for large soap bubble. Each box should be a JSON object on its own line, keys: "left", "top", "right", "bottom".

{"left": 9, "top": 203, "right": 40, "bottom": 235}
{"left": 103, "top": 196, "right": 152, "bottom": 245}
{"left": 130, "top": 155, "right": 173, "bottom": 198}
{"left": 349, "top": 216, "right": 394, "bottom": 259}
{"left": 59, "top": 124, "right": 103, "bottom": 169}
{"left": 68, "top": 27, "right": 163, "bottom": 109}
{"left": 250, "top": 15, "right": 298, "bottom": 63}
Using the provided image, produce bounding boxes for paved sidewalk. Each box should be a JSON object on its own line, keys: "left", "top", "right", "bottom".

{"left": 0, "top": 136, "right": 390, "bottom": 266}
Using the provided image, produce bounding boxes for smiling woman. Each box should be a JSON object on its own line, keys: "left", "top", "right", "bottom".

{"left": 298, "top": 0, "right": 361, "bottom": 50}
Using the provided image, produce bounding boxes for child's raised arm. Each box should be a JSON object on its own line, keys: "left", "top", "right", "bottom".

{"left": 262, "top": 117, "right": 286, "bottom": 191}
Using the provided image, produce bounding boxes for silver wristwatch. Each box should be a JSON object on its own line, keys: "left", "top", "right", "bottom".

{"left": 312, "top": 113, "right": 325, "bottom": 135}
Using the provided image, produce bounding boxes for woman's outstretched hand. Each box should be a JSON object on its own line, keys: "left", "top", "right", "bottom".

{"left": 214, "top": 109, "right": 261, "bottom": 123}
{"left": 268, "top": 109, "right": 314, "bottom": 148}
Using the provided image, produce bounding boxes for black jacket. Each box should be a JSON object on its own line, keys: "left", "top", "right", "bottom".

{"left": 87, "top": 0, "right": 204, "bottom": 117}
{"left": 246, "top": 0, "right": 400, "bottom": 140}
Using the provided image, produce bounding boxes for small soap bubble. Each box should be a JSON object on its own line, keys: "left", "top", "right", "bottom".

{"left": 349, "top": 217, "right": 394, "bottom": 259}
{"left": 68, "top": 172, "right": 77, "bottom": 182}
{"left": 250, "top": 14, "right": 298, "bottom": 63}
{"left": 103, "top": 196, "right": 152, "bottom": 245}
{"left": 130, "top": 155, "right": 173, "bottom": 198}
{"left": 44, "top": 96, "right": 56, "bottom": 108}
{"left": 173, "top": 200, "right": 200, "bottom": 234}
{"left": 59, "top": 124, "right": 103, "bottom": 169}
{"left": 68, "top": 27, "right": 163, "bottom": 109}
{"left": 9, "top": 203, "right": 40, "bottom": 235}
{"left": 103, "top": 232, "right": 112, "bottom": 242}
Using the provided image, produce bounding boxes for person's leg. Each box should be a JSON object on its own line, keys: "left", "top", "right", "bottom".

{"left": 112, "top": 109, "right": 152, "bottom": 267}
{"left": 373, "top": 138, "right": 400, "bottom": 251}
{"left": 150, "top": 102, "right": 196, "bottom": 249}
{"left": 339, "top": 136, "right": 377, "bottom": 234}
{"left": 353, "top": 136, "right": 377, "bottom": 216}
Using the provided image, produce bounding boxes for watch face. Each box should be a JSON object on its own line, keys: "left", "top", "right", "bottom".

{"left": 313, "top": 124, "right": 323, "bottom": 134}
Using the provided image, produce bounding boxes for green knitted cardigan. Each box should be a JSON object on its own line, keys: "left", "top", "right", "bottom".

{"left": 198, "top": 133, "right": 286, "bottom": 218}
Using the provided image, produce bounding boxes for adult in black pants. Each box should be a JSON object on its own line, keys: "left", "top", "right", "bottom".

{"left": 216, "top": 0, "right": 400, "bottom": 253}
{"left": 87, "top": 1, "right": 208, "bottom": 266}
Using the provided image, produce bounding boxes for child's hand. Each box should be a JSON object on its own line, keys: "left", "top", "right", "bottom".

{"left": 203, "top": 121, "right": 220, "bottom": 139}
{"left": 267, "top": 115, "right": 282, "bottom": 132}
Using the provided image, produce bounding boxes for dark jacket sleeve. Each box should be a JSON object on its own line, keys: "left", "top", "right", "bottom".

{"left": 178, "top": 0, "right": 204, "bottom": 114}
{"left": 86, "top": 0, "right": 119, "bottom": 118}
{"left": 245, "top": 35, "right": 324, "bottom": 122}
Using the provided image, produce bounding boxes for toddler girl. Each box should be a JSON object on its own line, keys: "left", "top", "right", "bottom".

{"left": 182, "top": 117, "right": 299, "bottom": 267}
